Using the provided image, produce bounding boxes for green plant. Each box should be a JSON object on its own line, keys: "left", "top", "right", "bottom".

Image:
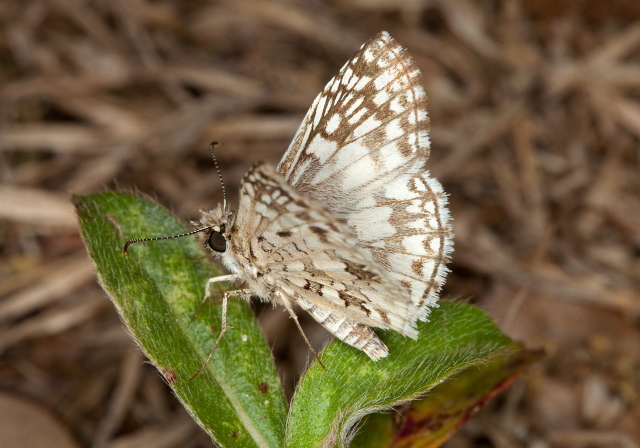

{"left": 75, "top": 191, "right": 539, "bottom": 448}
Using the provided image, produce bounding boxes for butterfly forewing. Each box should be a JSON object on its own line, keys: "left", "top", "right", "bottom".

{"left": 277, "top": 31, "right": 453, "bottom": 329}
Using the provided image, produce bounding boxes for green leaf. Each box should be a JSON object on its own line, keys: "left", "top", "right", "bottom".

{"left": 287, "top": 302, "right": 538, "bottom": 447}
{"left": 74, "top": 192, "right": 287, "bottom": 448}
{"left": 349, "top": 413, "right": 395, "bottom": 448}
{"left": 75, "top": 191, "right": 539, "bottom": 448}
{"left": 350, "top": 343, "right": 543, "bottom": 448}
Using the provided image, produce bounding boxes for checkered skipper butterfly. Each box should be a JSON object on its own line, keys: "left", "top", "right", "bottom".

{"left": 125, "top": 31, "right": 453, "bottom": 363}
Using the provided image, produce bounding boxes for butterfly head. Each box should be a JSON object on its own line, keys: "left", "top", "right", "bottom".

{"left": 195, "top": 204, "right": 236, "bottom": 255}
{"left": 193, "top": 204, "right": 247, "bottom": 277}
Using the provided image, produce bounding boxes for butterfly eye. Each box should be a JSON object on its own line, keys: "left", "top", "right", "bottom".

{"left": 208, "top": 231, "right": 226, "bottom": 253}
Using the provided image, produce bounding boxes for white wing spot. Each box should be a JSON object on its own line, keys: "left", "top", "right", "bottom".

{"left": 352, "top": 115, "right": 381, "bottom": 138}
{"left": 348, "top": 107, "right": 367, "bottom": 125}
{"left": 374, "top": 72, "right": 394, "bottom": 91}
{"left": 346, "top": 96, "right": 365, "bottom": 117}
{"left": 354, "top": 75, "right": 371, "bottom": 92}
{"left": 326, "top": 113, "right": 341, "bottom": 134}
{"left": 373, "top": 89, "right": 390, "bottom": 105}
{"left": 341, "top": 156, "right": 376, "bottom": 190}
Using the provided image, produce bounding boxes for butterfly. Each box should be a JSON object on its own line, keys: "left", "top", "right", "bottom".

{"left": 125, "top": 31, "right": 453, "bottom": 364}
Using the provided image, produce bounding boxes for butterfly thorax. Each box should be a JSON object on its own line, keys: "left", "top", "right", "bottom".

{"left": 196, "top": 205, "right": 239, "bottom": 273}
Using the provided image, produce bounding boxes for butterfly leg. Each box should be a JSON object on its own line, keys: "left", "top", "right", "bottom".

{"left": 279, "top": 297, "right": 326, "bottom": 369}
{"left": 192, "top": 274, "right": 241, "bottom": 322}
{"left": 191, "top": 284, "right": 252, "bottom": 379}
{"left": 204, "top": 274, "right": 241, "bottom": 299}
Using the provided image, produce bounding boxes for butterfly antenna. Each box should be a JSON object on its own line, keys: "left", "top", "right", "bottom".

{"left": 209, "top": 141, "right": 227, "bottom": 211}
{"left": 123, "top": 226, "right": 212, "bottom": 255}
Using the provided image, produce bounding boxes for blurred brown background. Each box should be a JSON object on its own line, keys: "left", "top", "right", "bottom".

{"left": 1, "top": 0, "right": 639, "bottom": 447}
